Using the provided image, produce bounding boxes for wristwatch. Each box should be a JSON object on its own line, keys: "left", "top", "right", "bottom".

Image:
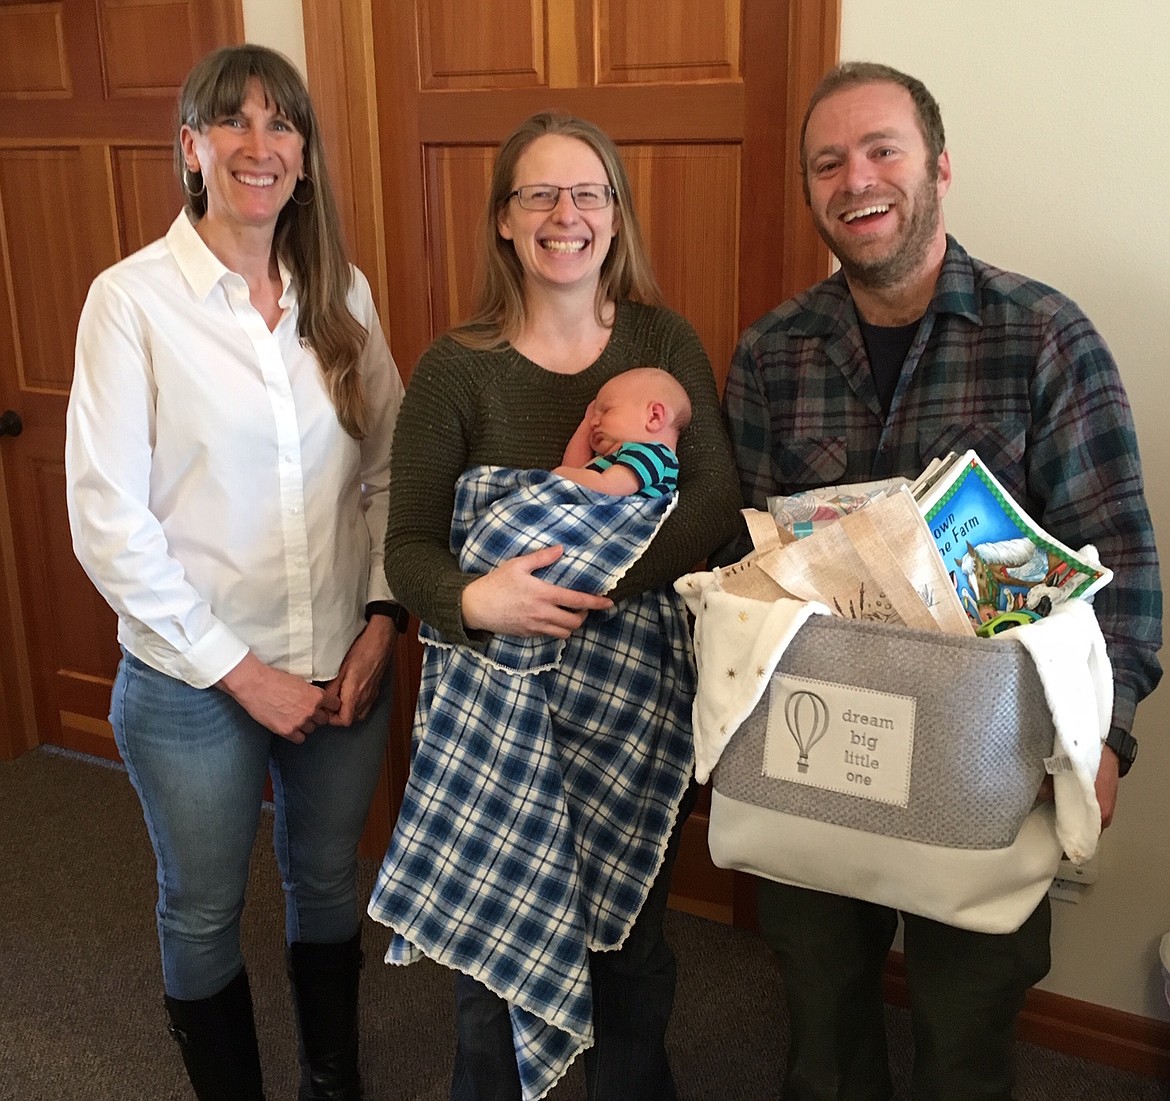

{"left": 1103, "top": 726, "right": 1137, "bottom": 778}
{"left": 365, "top": 600, "right": 410, "bottom": 634}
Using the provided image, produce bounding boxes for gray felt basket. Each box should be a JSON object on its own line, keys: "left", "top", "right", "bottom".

{"left": 712, "top": 615, "right": 1056, "bottom": 849}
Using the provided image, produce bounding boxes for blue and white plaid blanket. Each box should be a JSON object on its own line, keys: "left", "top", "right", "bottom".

{"left": 368, "top": 466, "right": 696, "bottom": 1100}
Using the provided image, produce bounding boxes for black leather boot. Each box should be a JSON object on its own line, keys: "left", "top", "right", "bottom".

{"left": 287, "top": 931, "right": 363, "bottom": 1100}
{"left": 164, "top": 968, "right": 265, "bottom": 1100}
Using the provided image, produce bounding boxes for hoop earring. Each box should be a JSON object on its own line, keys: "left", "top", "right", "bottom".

{"left": 290, "top": 175, "right": 315, "bottom": 207}
{"left": 182, "top": 166, "right": 205, "bottom": 198}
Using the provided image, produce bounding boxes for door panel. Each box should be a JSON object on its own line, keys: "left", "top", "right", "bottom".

{"left": 0, "top": 5, "right": 73, "bottom": 98}
{"left": 368, "top": 0, "right": 839, "bottom": 923}
{"left": 113, "top": 148, "right": 186, "bottom": 255}
{"left": 626, "top": 144, "right": 741, "bottom": 381}
{"left": 0, "top": 0, "right": 243, "bottom": 761}
{"left": 417, "top": 0, "right": 547, "bottom": 89}
{"left": 598, "top": 0, "right": 740, "bottom": 84}
{"left": 0, "top": 147, "right": 120, "bottom": 388}
{"left": 422, "top": 146, "right": 495, "bottom": 331}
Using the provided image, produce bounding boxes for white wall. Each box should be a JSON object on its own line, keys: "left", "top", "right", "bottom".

{"left": 245, "top": 0, "right": 1170, "bottom": 1021}
{"left": 841, "top": 0, "right": 1170, "bottom": 1020}
{"left": 242, "top": 0, "right": 306, "bottom": 75}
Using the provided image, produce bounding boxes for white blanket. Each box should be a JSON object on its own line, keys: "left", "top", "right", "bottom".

{"left": 675, "top": 567, "right": 830, "bottom": 783}
{"left": 1011, "top": 597, "right": 1110, "bottom": 863}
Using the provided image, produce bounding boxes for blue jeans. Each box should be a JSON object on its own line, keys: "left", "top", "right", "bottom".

{"left": 450, "top": 782, "right": 697, "bottom": 1101}
{"left": 111, "top": 650, "right": 390, "bottom": 1000}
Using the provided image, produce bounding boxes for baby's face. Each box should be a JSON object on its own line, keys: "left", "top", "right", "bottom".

{"left": 589, "top": 376, "right": 654, "bottom": 455}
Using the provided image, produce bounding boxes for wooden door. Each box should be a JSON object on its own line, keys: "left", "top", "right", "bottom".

{"left": 365, "top": 0, "right": 839, "bottom": 923}
{"left": 0, "top": 0, "right": 243, "bottom": 761}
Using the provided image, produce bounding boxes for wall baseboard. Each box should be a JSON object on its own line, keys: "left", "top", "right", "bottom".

{"left": 883, "top": 952, "right": 1170, "bottom": 1080}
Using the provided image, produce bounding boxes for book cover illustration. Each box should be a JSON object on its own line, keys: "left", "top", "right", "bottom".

{"left": 918, "top": 451, "right": 1112, "bottom": 628}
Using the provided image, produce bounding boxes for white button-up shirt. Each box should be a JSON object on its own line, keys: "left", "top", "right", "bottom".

{"left": 66, "top": 212, "right": 405, "bottom": 688}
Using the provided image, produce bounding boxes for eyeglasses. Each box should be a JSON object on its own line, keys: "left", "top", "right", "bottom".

{"left": 506, "top": 183, "right": 616, "bottom": 211}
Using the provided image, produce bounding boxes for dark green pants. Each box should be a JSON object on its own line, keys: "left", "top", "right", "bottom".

{"left": 758, "top": 881, "right": 1052, "bottom": 1101}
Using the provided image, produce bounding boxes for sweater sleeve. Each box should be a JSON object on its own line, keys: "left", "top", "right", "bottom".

{"left": 382, "top": 338, "right": 481, "bottom": 643}
{"left": 607, "top": 311, "right": 743, "bottom": 602}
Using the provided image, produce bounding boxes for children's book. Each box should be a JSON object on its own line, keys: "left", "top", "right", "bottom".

{"left": 915, "top": 450, "right": 1112, "bottom": 628}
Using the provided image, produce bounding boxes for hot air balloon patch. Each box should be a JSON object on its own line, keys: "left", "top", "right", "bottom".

{"left": 762, "top": 673, "right": 915, "bottom": 806}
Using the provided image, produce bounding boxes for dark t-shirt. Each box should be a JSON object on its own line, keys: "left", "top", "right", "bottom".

{"left": 859, "top": 317, "right": 921, "bottom": 419}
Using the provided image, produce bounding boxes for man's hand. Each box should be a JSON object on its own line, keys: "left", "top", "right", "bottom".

{"left": 1034, "top": 746, "right": 1120, "bottom": 829}
{"left": 1095, "top": 745, "right": 1120, "bottom": 828}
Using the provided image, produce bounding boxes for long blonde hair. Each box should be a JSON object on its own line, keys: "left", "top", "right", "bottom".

{"left": 452, "top": 111, "right": 662, "bottom": 350}
{"left": 175, "top": 45, "right": 371, "bottom": 438}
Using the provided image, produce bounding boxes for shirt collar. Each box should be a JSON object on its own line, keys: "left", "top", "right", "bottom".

{"left": 928, "top": 235, "right": 982, "bottom": 325}
{"left": 276, "top": 256, "right": 295, "bottom": 308}
{"left": 166, "top": 210, "right": 296, "bottom": 305}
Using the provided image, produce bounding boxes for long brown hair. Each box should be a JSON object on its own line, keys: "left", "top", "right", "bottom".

{"left": 452, "top": 111, "right": 662, "bottom": 350}
{"left": 175, "top": 45, "right": 371, "bottom": 438}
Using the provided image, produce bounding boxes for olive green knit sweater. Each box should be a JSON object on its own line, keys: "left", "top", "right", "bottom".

{"left": 384, "top": 300, "right": 742, "bottom": 643}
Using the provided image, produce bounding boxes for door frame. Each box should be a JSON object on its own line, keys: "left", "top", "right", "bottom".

{"left": 0, "top": 452, "right": 36, "bottom": 760}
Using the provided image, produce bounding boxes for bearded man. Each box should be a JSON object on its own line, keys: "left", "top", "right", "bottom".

{"left": 722, "top": 62, "right": 1161, "bottom": 1100}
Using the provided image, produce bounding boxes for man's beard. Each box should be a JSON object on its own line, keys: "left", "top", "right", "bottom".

{"left": 818, "top": 172, "right": 942, "bottom": 291}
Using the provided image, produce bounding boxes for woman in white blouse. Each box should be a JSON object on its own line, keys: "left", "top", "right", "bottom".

{"left": 65, "top": 45, "right": 404, "bottom": 1101}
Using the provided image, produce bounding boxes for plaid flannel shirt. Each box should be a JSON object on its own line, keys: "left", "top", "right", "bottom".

{"left": 724, "top": 235, "right": 1161, "bottom": 734}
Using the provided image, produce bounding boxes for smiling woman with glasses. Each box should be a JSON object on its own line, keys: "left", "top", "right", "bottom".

{"left": 369, "top": 109, "right": 740, "bottom": 1101}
